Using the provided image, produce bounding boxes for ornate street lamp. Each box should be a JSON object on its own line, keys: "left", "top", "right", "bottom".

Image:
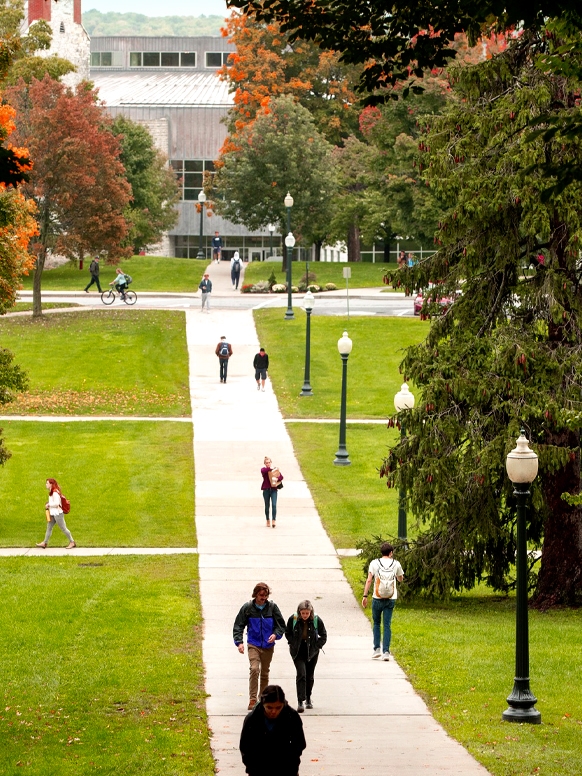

{"left": 284, "top": 231, "right": 296, "bottom": 320}
{"left": 503, "top": 430, "right": 541, "bottom": 725}
{"left": 300, "top": 291, "right": 315, "bottom": 397}
{"left": 268, "top": 223, "right": 276, "bottom": 259}
{"left": 196, "top": 190, "right": 207, "bottom": 259}
{"left": 284, "top": 192, "right": 294, "bottom": 319}
{"left": 333, "top": 331, "right": 352, "bottom": 466}
{"left": 394, "top": 382, "right": 415, "bottom": 542}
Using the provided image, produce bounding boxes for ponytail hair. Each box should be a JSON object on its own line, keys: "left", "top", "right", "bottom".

{"left": 46, "top": 478, "right": 61, "bottom": 495}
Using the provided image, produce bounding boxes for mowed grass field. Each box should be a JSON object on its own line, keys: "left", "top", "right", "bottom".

{"left": 0, "top": 556, "right": 214, "bottom": 776}
{"left": 243, "top": 259, "right": 395, "bottom": 289}
{"left": 0, "top": 310, "right": 190, "bottom": 416}
{"left": 19, "top": 257, "right": 210, "bottom": 293}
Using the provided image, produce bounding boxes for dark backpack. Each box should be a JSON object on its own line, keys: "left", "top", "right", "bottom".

{"left": 219, "top": 341, "right": 229, "bottom": 357}
{"left": 233, "top": 258, "right": 241, "bottom": 269}
{"left": 125, "top": 274, "right": 132, "bottom": 285}
{"left": 60, "top": 494, "right": 71, "bottom": 514}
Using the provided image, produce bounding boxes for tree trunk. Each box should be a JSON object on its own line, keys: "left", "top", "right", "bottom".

{"left": 347, "top": 222, "right": 361, "bottom": 262}
{"left": 534, "top": 429, "right": 582, "bottom": 609}
{"left": 32, "top": 252, "right": 45, "bottom": 319}
{"left": 314, "top": 241, "right": 322, "bottom": 262}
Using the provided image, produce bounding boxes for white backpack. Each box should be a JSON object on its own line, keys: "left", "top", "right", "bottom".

{"left": 374, "top": 559, "right": 396, "bottom": 598}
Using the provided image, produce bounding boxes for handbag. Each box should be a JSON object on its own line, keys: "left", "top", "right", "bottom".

{"left": 277, "top": 482, "right": 284, "bottom": 490}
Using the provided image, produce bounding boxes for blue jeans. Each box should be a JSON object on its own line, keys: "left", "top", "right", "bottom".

{"left": 263, "top": 489, "right": 278, "bottom": 521}
{"left": 372, "top": 597, "right": 396, "bottom": 653}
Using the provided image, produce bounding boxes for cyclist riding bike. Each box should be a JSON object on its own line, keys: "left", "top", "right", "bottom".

{"left": 110, "top": 268, "right": 129, "bottom": 300}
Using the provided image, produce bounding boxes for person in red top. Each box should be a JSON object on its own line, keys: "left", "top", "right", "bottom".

{"left": 261, "top": 456, "right": 283, "bottom": 528}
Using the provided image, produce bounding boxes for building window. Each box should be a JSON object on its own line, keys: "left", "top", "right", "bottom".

{"left": 130, "top": 52, "right": 142, "bottom": 67}
{"left": 205, "top": 52, "right": 231, "bottom": 68}
{"left": 129, "top": 51, "right": 197, "bottom": 68}
{"left": 171, "top": 159, "right": 215, "bottom": 201}
{"left": 60, "top": 21, "right": 65, "bottom": 33}
{"left": 143, "top": 52, "right": 160, "bottom": 67}
{"left": 161, "top": 52, "right": 179, "bottom": 67}
{"left": 91, "top": 51, "right": 122, "bottom": 67}
{"left": 181, "top": 52, "right": 196, "bottom": 67}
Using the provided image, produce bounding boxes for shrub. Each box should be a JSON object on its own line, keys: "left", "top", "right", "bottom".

{"left": 250, "top": 280, "right": 270, "bottom": 293}
{"left": 272, "top": 283, "right": 286, "bottom": 293}
{"left": 299, "top": 270, "right": 317, "bottom": 285}
{"left": 241, "top": 284, "right": 254, "bottom": 294}
{"left": 325, "top": 283, "right": 337, "bottom": 291}
{"left": 307, "top": 284, "right": 321, "bottom": 292}
{"left": 267, "top": 269, "right": 277, "bottom": 289}
{"left": 291, "top": 286, "right": 298, "bottom": 293}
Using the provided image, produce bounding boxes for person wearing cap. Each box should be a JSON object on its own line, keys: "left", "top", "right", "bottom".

{"left": 215, "top": 335, "right": 233, "bottom": 383}
{"left": 84, "top": 255, "right": 102, "bottom": 293}
{"left": 253, "top": 347, "right": 269, "bottom": 391}
{"left": 199, "top": 273, "right": 212, "bottom": 312}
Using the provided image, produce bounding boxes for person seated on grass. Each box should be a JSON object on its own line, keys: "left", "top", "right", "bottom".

{"left": 110, "top": 268, "right": 129, "bottom": 299}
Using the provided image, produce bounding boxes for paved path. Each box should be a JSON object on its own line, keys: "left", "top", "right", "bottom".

{"left": 189, "top": 262, "right": 489, "bottom": 775}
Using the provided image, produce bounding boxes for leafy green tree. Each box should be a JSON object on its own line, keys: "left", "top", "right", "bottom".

{"left": 381, "top": 28, "right": 582, "bottom": 609}
{"left": 111, "top": 116, "right": 179, "bottom": 253}
{"left": 211, "top": 95, "right": 336, "bottom": 265}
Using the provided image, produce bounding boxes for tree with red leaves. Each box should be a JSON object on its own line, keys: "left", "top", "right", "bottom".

{"left": 7, "top": 76, "right": 131, "bottom": 317}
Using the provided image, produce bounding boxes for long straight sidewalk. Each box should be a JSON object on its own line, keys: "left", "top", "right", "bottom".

{"left": 189, "top": 264, "right": 489, "bottom": 775}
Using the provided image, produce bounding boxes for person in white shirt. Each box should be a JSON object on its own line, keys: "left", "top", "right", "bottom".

{"left": 230, "top": 251, "right": 243, "bottom": 290}
{"left": 36, "top": 478, "right": 76, "bottom": 549}
{"left": 362, "top": 542, "right": 404, "bottom": 660}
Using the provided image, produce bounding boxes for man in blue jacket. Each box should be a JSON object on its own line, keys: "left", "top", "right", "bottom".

{"left": 233, "top": 582, "right": 286, "bottom": 710}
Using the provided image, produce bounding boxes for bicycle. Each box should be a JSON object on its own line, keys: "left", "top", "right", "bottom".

{"left": 101, "top": 287, "right": 137, "bottom": 305}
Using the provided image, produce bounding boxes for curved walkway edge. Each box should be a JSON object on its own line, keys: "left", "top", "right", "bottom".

{"left": 188, "top": 263, "right": 490, "bottom": 775}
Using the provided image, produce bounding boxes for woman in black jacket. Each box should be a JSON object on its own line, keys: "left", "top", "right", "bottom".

{"left": 240, "top": 685, "right": 306, "bottom": 776}
{"left": 285, "top": 600, "right": 327, "bottom": 712}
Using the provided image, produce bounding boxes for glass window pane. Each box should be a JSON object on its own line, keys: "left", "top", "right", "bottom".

{"left": 206, "top": 52, "right": 222, "bottom": 68}
{"left": 170, "top": 160, "right": 183, "bottom": 171}
{"left": 204, "top": 160, "right": 215, "bottom": 172}
{"left": 184, "top": 189, "right": 197, "bottom": 201}
{"left": 185, "top": 160, "right": 203, "bottom": 172}
{"left": 143, "top": 52, "right": 160, "bottom": 67}
{"left": 161, "top": 52, "right": 179, "bottom": 67}
{"left": 130, "top": 52, "right": 142, "bottom": 67}
{"left": 101, "top": 52, "right": 112, "bottom": 67}
{"left": 184, "top": 173, "right": 203, "bottom": 187}
{"left": 90, "top": 52, "right": 101, "bottom": 66}
{"left": 181, "top": 52, "right": 196, "bottom": 67}
{"left": 222, "top": 52, "right": 232, "bottom": 65}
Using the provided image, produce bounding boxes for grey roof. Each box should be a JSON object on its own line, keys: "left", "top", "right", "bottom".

{"left": 92, "top": 71, "right": 233, "bottom": 108}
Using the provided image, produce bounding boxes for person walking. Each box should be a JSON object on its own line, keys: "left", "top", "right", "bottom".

{"left": 261, "top": 456, "right": 282, "bottom": 527}
{"left": 36, "top": 478, "right": 76, "bottom": 549}
{"left": 212, "top": 231, "right": 222, "bottom": 263}
{"left": 239, "top": 685, "right": 306, "bottom": 776}
{"left": 285, "top": 600, "right": 327, "bottom": 713}
{"left": 362, "top": 542, "right": 404, "bottom": 660}
{"left": 215, "top": 335, "right": 233, "bottom": 383}
{"left": 231, "top": 250, "right": 243, "bottom": 289}
{"left": 253, "top": 347, "right": 269, "bottom": 391}
{"left": 84, "top": 255, "right": 102, "bottom": 293}
{"left": 199, "top": 273, "right": 212, "bottom": 312}
{"left": 233, "top": 583, "right": 286, "bottom": 711}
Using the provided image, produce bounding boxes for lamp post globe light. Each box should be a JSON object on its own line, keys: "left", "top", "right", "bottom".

{"left": 502, "top": 430, "right": 541, "bottom": 725}
{"left": 300, "top": 291, "right": 315, "bottom": 397}
{"left": 284, "top": 192, "right": 294, "bottom": 320}
{"left": 268, "top": 223, "right": 276, "bottom": 259}
{"left": 394, "top": 382, "right": 415, "bottom": 542}
{"left": 284, "top": 231, "right": 296, "bottom": 320}
{"left": 333, "top": 331, "right": 352, "bottom": 466}
{"left": 196, "top": 190, "right": 207, "bottom": 259}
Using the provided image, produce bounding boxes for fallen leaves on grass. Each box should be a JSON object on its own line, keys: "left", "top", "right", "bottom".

{"left": 4, "top": 389, "right": 188, "bottom": 416}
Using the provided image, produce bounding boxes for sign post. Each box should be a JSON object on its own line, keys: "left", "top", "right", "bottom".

{"left": 343, "top": 266, "right": 351, "bottom": 321}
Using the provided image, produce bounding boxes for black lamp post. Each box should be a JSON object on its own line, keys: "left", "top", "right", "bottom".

{"left": 333, "top": 331, "right": 352, "bottom": 466}
{"left": 300, "top": 290, "right": 315, "bottom": 397}
{"left": 394, "top": 382, "right": 415, "bottom": 542}
{"left": 503, "top": 430, "right": 541, "bottom": 724}
{"left": 284, "top": 192, "right": 294, "bottom": 320}
{"left": 196, "top": 190, "right": 207, "bottom": 259}
{"left": 268, "top": 223, "right": 275, "bottom": 259}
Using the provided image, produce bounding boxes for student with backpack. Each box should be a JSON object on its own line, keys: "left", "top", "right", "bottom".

{"left": 362, "top": 542, "right": 404, "bottom": 660}
{"left": 285, "top": 600, "right": 327, "bottom": 713}
{"left": 36, "top": 478, "right": 76, "bottom": 549}
{"left": 215, "top": 335, "right": 233, "bottom": 383}
{"left": 231, "top": 251, "right": 243, "bottom": 290}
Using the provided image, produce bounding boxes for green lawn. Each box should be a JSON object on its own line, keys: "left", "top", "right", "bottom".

{"left": 0, "top": 310, "right": 190, "bottom": 416}
{"left": 0, "top": 555, "right": 214, "bottom": 775}
{"left": 254, "top": 310, "right": 429, "bottom": 418}
{"left": 244, "top": 259, "right": 395, "bottom": 288}
{"left": 20, "top": 257, "right": 210, "bottom": 293}
{"left": 0, "top": 421, "right": 195, "bottom": 547}
{"left": 11, "top": 303, "right": 81, "bottom": 312}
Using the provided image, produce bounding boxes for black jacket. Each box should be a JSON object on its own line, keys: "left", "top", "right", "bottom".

{"left": 240, "top": 702, "right": 306, "bottom": 776}
{"left": 285, "top": 614, "right": 327, "bottom": 661}
{"left": 253, "top": 352, "right": 269, "bottom": 370}
{"left": 89, "top": 260, "right": 100, "bottom": 277}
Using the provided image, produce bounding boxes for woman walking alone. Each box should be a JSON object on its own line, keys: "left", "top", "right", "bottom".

{"left": 261, "top": 456, "right": 283, "bottom": 527}
{"left": 36, "top": 478, "right": 76, "bottom": 549}
{"left": 285, "top": 600, "right": 327, "bottom": 712}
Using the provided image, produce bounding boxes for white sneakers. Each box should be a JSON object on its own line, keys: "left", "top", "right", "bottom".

{"left": 372, "top": 648, "right": 381, "bottom": 659}
{"left": 382, "top": 652, "right": 390, "bottom": 661}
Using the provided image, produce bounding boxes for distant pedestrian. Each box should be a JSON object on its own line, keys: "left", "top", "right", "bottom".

{"left": 406, "top": 252, "right": 415, "bottom": 267}
{"left": 261, "top": 456, "right": 283, "bottom": 527}
{"left": 231, "top": 251, "right": 243, "bottom": 289}
{"left": 36, "top": 478, "right": 76, "bottom": 550}
{"left": 212, "top": 231, "right": 222, "bottom": 263}
{"left": 253, "top": 347, "right": 269, "bottom": 391}
{"left": 233, "top": 583, "right": 286, "bottom": 710}
{"left": 285, "top": 600, "right": 327, "bottom": 713}
{"left": 240, "top": 685, "right": 306, "bottom": 776}
{"left": 199, "top": 273, "right": 212, "bottom": 312}
{"left": 84, "top": 255, "right": 102, "bottom": 293}
{"left": 397, "top": 250, "right": 406, "bottom": 268}
{"left": 362, "top": 542, "right": 404, "bottom": 660}
{"left": 215, "top": 335, "right": 233, "bottom": 383}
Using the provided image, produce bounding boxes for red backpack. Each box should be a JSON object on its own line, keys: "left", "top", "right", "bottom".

{"left": 60, "top": 494, "right": 71, "bottom": 514}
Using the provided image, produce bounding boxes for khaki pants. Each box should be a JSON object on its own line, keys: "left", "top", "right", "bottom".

{"left": 247, "top": 645, "right": 274, "bottom": 703}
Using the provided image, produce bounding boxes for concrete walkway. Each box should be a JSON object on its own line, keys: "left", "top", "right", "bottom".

{"left": 189, "top": 261, "right": 489, "bottom": 774}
